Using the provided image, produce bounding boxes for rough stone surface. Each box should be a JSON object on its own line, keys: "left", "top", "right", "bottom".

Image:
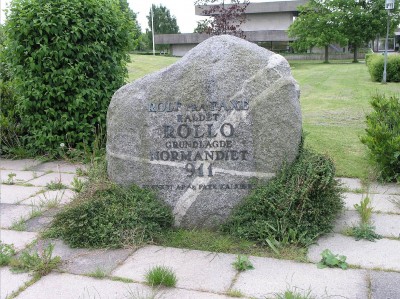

{"left": 369, "top": 182, "right": 400, "bottom": 195}
{"left": 370, "top": 271, "right": 400, "bottom": 299}
{"left": 60, "top": 248, "right": 133, "bottom": 275}
{"left": 0, "top": 159, "right": 41, "bottom": 171}
{"left": 15, "top": 273, "right": 153, "bottom": 299}
{"left": 308, "top": 234, "right": 400, "bottom": 271}
{"left": 24, "top": 216, "right": 53, "bottom": 232}
{"left": 0, "top": 204, "right": 33, "bottom": 228}
{"left": 0, "top": 229, "right": 37, "bottom": 250}
{"left": 112, "top": 245, "right": 237, "bottom": 293}
{"left": 0, "top": 267, "right": 32, "bottom": 299}
{"left": 343, "top": 192, "right": 400, "bottom": 214}
{"left": 334, "top": 210, "right": 400, "bottom": 238}
{"left": 0, "top": 170, "right": 46, "bottom": 183}
{"left": 233, "top": 256, "right": 368, "bottom": 299}
{"left": 21, "top": 189, "right": 76, "bottom": 206}
{"left": 29, "top": 161, "right": 86, "bottom": 173}
{"left": 338, "top": 177, "right": 363, "bottom": 191}
{"left": 27, "top": 172, "right": 78, "bottom": 187}
{"left": 107, "top": 35, "right": 301, "bottom": 228}
{"left": 0, "top": 185, "right": 43, "bottom": 204}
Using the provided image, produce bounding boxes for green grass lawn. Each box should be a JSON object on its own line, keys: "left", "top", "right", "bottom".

{"left": 126, "top": 55, "right": 400, "bottom": 179}
{"left": 127, "top": 54, "right": 179, "bottom": 82}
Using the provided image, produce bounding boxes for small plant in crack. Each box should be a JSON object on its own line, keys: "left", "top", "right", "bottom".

{"left": 46, "top": 180, "right": 67, "bottom": 190}
{"left": 3, "top": 172, "right": 17, "bottom": 185}
{"left": 145, "top": 265, "right": 177, "bottom": 287}
{"left": 10, "top": 242, "right": 61, "bottom": 276}
{"left": 317, "top": 249, "right": 348, "bottom": 270}
{"left": 232, "top": 255, "right": 254, "bottom": 272}
{"left": 0, "top": 243, "right": 16, "bottom": 266}
{"left": 347, "top": 196, "right": 382, "bottom": 242}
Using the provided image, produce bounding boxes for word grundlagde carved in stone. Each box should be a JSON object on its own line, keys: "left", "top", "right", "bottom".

{"left": 107, "top": 35, "right": 302, "bottom": 228}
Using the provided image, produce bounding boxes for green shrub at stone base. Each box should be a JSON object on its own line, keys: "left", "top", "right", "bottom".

{"left": 46, "top": 184, "right": 173, "bottom": 248}
{"left": 0, "top": 25, "right": 26, "bottom": 156}
{"left": 222, "top": 148, "right": 344, "bottom": 248}
{"left": 360, "top": 95, "right": 400, "bottom": 182}
{"left": 3, "top": 0, "right": 131, "bottom": 156}
{"left": 367, "top": 54, "right": 400, "bottom": 82}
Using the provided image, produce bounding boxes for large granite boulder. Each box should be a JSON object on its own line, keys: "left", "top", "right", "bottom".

{"left": 107, "top": 35, "right": 302, "bottom": 228}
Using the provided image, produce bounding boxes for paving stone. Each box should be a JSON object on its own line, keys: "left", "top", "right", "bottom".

{"left": 0, "top": 159, "right": 42, "bottom": 171}
{"left": 32, "top": 239, "right": 90, "bottom": 262}
{"left": 158, "top": 289, "right": 231, "bottom": 299}
{"left": 370, "top": 270, "right": 400, "bottom": 299}
{"left": 232, "top": 255, "right": 367, "bottom": 299}
{"left": 344, "top": 193, "right": 400, "bottom": 214}
{"left": 24, "top": 216, "right": 53, "bottom": 232}
{"left": 0, "top": 185, "right": 43, "bottom": 204}
{"left": 15, "top": 272, "right": 153, "bottom": 299}
{"left": 61, "top": 248, "right": 134, "bottom": 275}
{"left": 21, "top": 189, "right": 76, "bottom": 206}
{"left": 308, "top": 234, "right": 400, "bottom": 271}
{"left": 369, "top": 182, "right": 400, "bottom": 195}
{"left": 0, "top": 170, "right": 46, "bottom": 184}
{"left": 338, "top": 178, "right": 363, "bottom": 191}
{"left": 112, "top": 245, "right": 237, "bottom": 293}
{"left": 30, "top": 161, "right": 86, "bottom": 174}
{"left": 27, "top": 172, "right": 79, "bottom": 188}
{"left": 0, "top": 229, "right": 38, "bottom": 250}
{"left": 41, "top": 208, "right": 62, "bottom": 217}
{"left": 0, "top": 204, "right": 33, "bottom": 229}
{"left": 0, "top": 267, "right": 32, "bottom": 299}
{"left": 334, "top": 210, "right": 400, "bottom": 238}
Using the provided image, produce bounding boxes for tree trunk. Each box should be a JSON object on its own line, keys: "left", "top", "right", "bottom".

{"left": 324, "top": 45, "right": 329, "bottom": 63}
{"left": 353, "top": 45, "right": 358, "bottom": 63}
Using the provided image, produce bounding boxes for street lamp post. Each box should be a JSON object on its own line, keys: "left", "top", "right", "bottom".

{"left": 151, "top": 5, "right": 155, "bottom": 56}
{"left": 383, "top": 0, "right": 395, "bottom": 84}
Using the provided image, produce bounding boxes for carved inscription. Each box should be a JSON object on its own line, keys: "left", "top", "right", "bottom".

{"left": 149, "top": 100, "right": 250, "bottom": 180}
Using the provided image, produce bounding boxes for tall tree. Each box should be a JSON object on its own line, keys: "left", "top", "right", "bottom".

{"left": 147, "top": 4, "right": 180, "bottom": 35}
{"left": 328, "top": 0, "right": 400, "bottom": 62}
{"left": 146, "top": 4, "right": 180, "bottom": 49}
{"left": 288, "top": 0, "right": 347, "bottom": 63}
{"left": 195, "top": 0, "right": 250, "bottom": 38}
{"left": 119, "top": 0, "right": 141, "bottom": 51}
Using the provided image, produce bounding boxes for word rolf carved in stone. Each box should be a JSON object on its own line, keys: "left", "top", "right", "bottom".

{"left": 107, "top": 35, "right": 302, "bottom": 228}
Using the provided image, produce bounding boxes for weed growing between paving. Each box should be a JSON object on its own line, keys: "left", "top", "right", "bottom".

{"left": 223, "top": 147, "right": 344, "bottom": 250}
{"left": 0, "top": 243, "right": 16, "bottom": 266}
{"left": 345, "top": 196, "right": 382, "bottom": 242}
{"left": 45, "top": 160, "right": 173, "bottom": 248}
{"left": 145, "top": 266, "right": 177, "bottom": 287}
{"left": 10, "top": 243, "right": 60, "bottom": 276}
{"left": 232, "top": 255, "right": 254, "bottom": 271}
{"left": 317, "top": 249, "right": 348, "bottom": 270}
{"left": 274, "top": 287, "right": 316, "bottom": 299}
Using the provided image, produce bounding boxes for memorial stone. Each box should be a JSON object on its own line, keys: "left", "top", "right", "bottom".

{"left": 107, "top": 35, "right": 302, "bottom": 228}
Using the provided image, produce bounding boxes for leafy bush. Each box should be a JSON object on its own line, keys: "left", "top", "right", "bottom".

{"left": 3, "top": 0, "right": 131, "bottom": 156}
{"left": 367, "top": 54, "right": 400, "bottom": 82}
{"left": 360, "top": 95, "right": 400, "bottom": 182}
{"left": 0, "top": 25, "right": 26, "bottom": 156}
{"left": 222, "top": 148, "right": 343, "bottom": 247}
{"left": 47, "top": 184, "right": 173, "bottom": 248}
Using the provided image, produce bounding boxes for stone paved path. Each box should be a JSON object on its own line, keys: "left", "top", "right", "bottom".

{"left": 1, "top": 159, "right": 400, "bottom": 299}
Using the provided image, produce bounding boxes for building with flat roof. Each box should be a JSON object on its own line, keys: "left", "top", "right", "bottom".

{"left": 155, "top": 0, "right": 307, "bottom": 56}
{"left": 155, "top": 0, "right": 400, "bottom": 57}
